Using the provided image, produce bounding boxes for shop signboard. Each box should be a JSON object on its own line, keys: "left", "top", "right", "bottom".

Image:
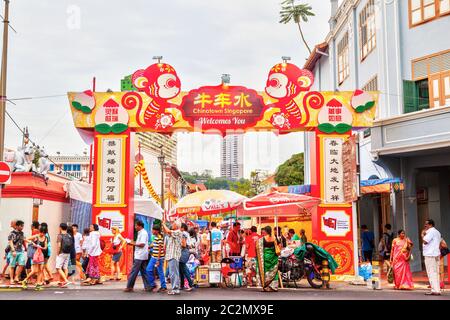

{"left": 321, "top": 210, "right": 351, "bottom": 237}
{"left": 343, "top": 135, "right": 358, "bottom": 203}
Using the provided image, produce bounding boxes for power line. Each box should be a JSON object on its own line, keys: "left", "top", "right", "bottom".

{"left": 5, "top": 109, "right": 80, "bottom": 180}
{"left": 37, "top": 111, "right": 68, "bottom": 145}
{"left": 7, "top": 94, "right": 67, "bottom": 101}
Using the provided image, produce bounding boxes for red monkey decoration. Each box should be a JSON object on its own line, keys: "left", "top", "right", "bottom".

{"left": 265, "top": 63, "right": 324, "bottom": 130}
{"left": 121, "top": 63, "right": 181, "bottom": 130}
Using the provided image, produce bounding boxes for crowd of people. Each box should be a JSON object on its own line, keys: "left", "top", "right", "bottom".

{"left": 124, "top": 218, "right": 309, "bottom": 294}
{"left": 3, "top": 216, "right": 447, "bottom": 296}
{"left": 1, "top": 219, "right": 107, "bottom": 290}
{"left": 360, "top": 220, "right": 448, "bottom": 295}
{"left": 1, "top": 216, "right": 309, "bottom": 294}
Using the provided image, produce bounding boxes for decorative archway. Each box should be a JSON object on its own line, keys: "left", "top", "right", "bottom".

{"left": 68, "top": 60, "right": 377, "bottom": 276}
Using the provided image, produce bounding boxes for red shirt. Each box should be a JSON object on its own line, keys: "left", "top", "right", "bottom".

{"left": 227, "top": 229, "right": 241, "bottom": 255}
{"left": 245, "top": 232, "right": 260, "bottom": 258}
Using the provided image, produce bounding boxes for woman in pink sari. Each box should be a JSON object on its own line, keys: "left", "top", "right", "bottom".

{"left": 390, "top": 230, "right": 414, "bottom": 290}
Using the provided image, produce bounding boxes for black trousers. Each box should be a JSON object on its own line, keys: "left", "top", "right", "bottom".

{"left": 126, "top": 259, "right": 150, "bottom": 290}
{"left": 363, "top": 250, "right": 373, "bottom": 263}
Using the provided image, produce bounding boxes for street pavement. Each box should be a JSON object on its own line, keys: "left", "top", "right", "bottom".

{"left": 0, "top": 277, "right": 448, "bottom": 300}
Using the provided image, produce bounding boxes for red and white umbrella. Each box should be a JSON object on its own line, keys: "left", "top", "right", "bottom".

{"left": 237, "top": 191, "right": 321, "bottom": 217}
{"left": 174, "top": 189, "right": 247, "bottom": 216}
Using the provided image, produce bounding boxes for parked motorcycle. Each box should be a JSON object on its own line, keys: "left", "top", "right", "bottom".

{"left": 278, "top": 245, "right": 324, "bottom": 289}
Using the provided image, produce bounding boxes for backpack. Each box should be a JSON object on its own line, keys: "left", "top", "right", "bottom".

{"left": 61, "top": 234, "right": 73, "bottom": 254}
{"left": 384, "top": 232, "right": 394, "bottom": 252}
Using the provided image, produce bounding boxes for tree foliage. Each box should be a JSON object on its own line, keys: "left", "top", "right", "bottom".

{"left": 274, "top": 153, "right": 305, "bottom": 186}
{"left": 229, "top": 178, "right": 255, "bottom": 197}
{"left": 181, "top": 170, "right": 212, "bottom": 184}
{"left": 181, "top": 171, "right": 256, "bottom": 196}
{"left": 279, "top": 0, "right": 315, "bottom": 54}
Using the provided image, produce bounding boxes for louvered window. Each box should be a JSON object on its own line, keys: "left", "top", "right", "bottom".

{"left": 406, "top": 49, "right": 450, "bottom": 112}
{"left": 412, "top": 49, "right": 450, "bottom": 80}
{"left": 363, "top": 75, "right": 378, "bottom": 91}
{"left": 338, "top": 32, "right": 350, "bottom": 85}
{"left": 359, "top": 0, "right": 376, "bottom": 61}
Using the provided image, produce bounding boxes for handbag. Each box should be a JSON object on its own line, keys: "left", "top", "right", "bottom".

{"left": 32, "top": 247, "right": 44, "bottom": 264}
{"left": 387, "top": 266, "right": 394, "bottom": 284}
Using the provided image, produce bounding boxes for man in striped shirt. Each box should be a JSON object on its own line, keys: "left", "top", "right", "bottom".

{"left": 161, "top": 219, "right": 182, "bottom": 295}
{"left": 145, "top": 225, "right": 167, "bottom": 292}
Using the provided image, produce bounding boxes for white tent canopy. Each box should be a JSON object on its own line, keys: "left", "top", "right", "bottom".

{"left": 134, "top": 196, "right": 163, "bottom": 220}
{"left": 65, "top": 181, "right": 163, "bottom": 220}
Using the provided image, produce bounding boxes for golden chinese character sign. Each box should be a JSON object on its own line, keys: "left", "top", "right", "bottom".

{"left": 67, "top": 61, "right": 378, "bottom": 276}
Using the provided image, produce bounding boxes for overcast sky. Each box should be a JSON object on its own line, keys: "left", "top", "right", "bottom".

{"left": 4, "top": 0, "right": 333, "bottom": 177}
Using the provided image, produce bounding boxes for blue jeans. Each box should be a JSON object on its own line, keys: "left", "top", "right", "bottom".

{"left": 180, "top": 262, "right": 194, "bottom": 288}
{"left": 146, "top": 257, "right": 166, "bottom": 289}
{"left": 167, "top": 258, "right": 180, "bottom": 292}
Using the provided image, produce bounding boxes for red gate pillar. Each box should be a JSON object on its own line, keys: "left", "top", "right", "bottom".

{"left": 92, "top": 129, "right": 135, "bottom": 277}
{"left": 310, "top": 129, "right": 355, "bottom": 276}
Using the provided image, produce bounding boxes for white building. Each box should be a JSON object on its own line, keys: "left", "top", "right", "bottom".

{"left": 48, "top": 154, "right": 91, "bottom": 181}
{"left": 303, "top": 0, "right": 450, "bottom": 271}
{"left": 220, "top": 134, "right": 244, "bottom": 180}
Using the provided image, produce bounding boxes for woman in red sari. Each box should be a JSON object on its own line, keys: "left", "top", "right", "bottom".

{"left": 390, "top": 230, "right": 414, "bottom": 290}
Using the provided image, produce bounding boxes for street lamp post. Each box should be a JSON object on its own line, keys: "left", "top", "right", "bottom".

{"left": 157, "top": 147, "right": 165, "bottom": 212}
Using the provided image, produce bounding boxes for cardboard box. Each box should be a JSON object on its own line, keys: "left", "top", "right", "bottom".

{"left": 196, "top": 266, "right": 209, "bottom": 287}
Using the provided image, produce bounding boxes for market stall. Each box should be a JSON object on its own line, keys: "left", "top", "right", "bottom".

{"left": 173, "top": 190, "right": 248, "bottom": 287}
{"left": 134, "top": 196, "right": 164, "bottom": 237}
{"left": 237, "top": 191, "right": 325, "bottom": 288}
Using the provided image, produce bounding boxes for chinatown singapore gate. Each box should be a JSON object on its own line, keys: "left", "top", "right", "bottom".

{"left": 67, "top": 60, "right": 378, "bottom": 276}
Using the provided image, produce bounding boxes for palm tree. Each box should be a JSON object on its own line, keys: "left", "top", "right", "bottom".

{"left": 279, "top": 0, "right": 315, "bottom": 54}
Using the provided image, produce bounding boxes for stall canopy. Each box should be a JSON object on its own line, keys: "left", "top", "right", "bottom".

{"left": 237, "top": 191, "right": 321, "bottom": 218}
{"left": 134, "top": 196, "right": 163, "bottom": 220}
{"left": 272, "top": 184, "right": 311, "bottom": 194}
{"left": 64, "top": 181, "right": 163, "bottom": 225}
{"left": 174, "top": 189, "right": 247, "bottom": 216}
{"left": 360, "top": 178, "right": 404, "bottom": 194}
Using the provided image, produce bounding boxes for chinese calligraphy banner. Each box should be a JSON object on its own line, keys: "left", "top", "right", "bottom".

{"left": 96, "top": 135, "right": 126, "bottom": 206}
{"left": 321, "top": 136, "right": 345, "bottom": 204}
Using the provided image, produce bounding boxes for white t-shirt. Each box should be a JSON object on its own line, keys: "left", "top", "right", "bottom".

{"left": 74, "top": 232, "right": 83, "bottom": 254}
{"left": 82, "top": 235, "right": 90, "bottom": 251}
{"left": 88, "top": 231, "right": 102, "bottom": 257}
{"left": 207, "top": 228, "right": 223, "bottom": 252}
{"left": 423, "top": 227, "right": 441, "bottom": 257}
{"left": 134, "top": 229, "right": 149, "bottom": 260}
